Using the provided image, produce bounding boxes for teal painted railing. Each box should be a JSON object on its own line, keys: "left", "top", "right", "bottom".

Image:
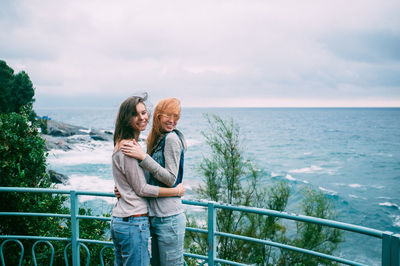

{"left": 0, "top": 187, "right": 399, "bottom": 265}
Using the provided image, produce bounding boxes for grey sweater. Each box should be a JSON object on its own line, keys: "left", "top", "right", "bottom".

{"left": 112, "top": 149, "right": 159, "bottom": 217}
{"left": 139, "top": 129, "right": 187, "bottom": 217}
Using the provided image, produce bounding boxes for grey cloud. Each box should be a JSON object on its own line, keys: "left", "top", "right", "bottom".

{"left": 0, "top": 1, "right": 20, "bottom": 27}
{"left": 321, "top": 31, "right": 400, "bottom": 63}
{"left": 359, "top": 67, "right": 400, "bottom": 89}
{"left": 0, "top": 38, "right": 59, "bottom": 61}
{"left": 2, "top": 0, "right": 400, "bottom": 107}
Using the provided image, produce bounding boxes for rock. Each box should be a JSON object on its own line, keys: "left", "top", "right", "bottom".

{"left": 89, "top": 129, "right": 113, "bottom": 141}
{"left": 40, "top": 119, "right": 113, "bottom": 151}
{"left": 47, "top": 120, "right": 89, "bottom": 137}
{"left": 42, "top": 134, "right": 72, "bottom": 151}
{"left": 65, "top": 136, "right": 90, "bottom": 144}
{"left": 48, "top": 170, "right": 69, "bottom": 185}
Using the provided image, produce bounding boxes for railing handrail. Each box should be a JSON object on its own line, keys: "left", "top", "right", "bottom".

{"left": 1, "top": 187, "right": 399, "bottom": 266}
{"left": 0, "top": 187, "right": 115, "bottom": 196}
{"left": 182, "top": 200, "right": 384, "bottom": 238}
{"left": 0, "top": 187, "right": 385, "bottom": 237}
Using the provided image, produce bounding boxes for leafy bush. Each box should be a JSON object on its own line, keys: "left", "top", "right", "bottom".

{"left": 0, "top": 60, "right": 111, "bottom": 265}
{"left": 185, "top": 114, "right": 343, "bottom": 265}
{"left": 0, "top": 60, "right": 35, "bottom": 115}
{"left": 0, "top": 110, "right": 68, "bottom": 264}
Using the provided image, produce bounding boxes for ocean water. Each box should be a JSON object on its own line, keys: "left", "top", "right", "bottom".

{"left": 36, "top": 107, "right": 400, "bottom": 265}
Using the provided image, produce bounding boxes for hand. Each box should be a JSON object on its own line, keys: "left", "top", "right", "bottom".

{"left": 120, "top": 139, "right": 132, "bottom": 147}
{"left": 114, "top": 186, "right": 121, "bottom": 199}
{"left": 121, "top": 139, "right": 146, "bottom": 160}
{"left": 176, "top": 183, "right": 186, "bottom": 197}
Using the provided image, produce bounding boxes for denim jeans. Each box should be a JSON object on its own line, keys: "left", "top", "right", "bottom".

{"left": 111, "top": 216, "right": 151, "bottom": 266}
{"left": 150, "top": 213, "right": 186, "bottom": 266}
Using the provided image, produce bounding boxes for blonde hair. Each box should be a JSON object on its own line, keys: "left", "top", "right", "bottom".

{"left": 147, "top": 98, "right": 181, "bottom": 154}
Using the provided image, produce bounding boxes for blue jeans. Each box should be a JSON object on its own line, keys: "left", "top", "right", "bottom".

{"left": 150, "top": 213, "right": 186, "bottom": 266}
{"left": 111, "top": 216, "right": 151, "bottom": 266}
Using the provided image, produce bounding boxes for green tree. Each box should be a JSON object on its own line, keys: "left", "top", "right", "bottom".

{"left": 278, "top": 189, "right": 343, "bottom": 265}
{"left": 0, "top": 108, "right": 68, "bottom": 264}
{"left": 10, "top": 71, "right": 35, "bottom": 113}
{"left": 0, "top": 103, "right": 112, "bottom": 265}
{"left": 0, "top": 60, "right": 14, "bottom": 113}
{"left": 0, "top": 60, "right": 35, "bottom": 117}
{"left": 0, "top": 61, "right": 111, "bottom": 265}
{"left": 185, "top": 114, "right": 343, "bottom": 265}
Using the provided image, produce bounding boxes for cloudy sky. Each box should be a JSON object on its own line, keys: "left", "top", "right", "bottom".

{"left": 1, "top": 0, "right": 400, "bottom": 107}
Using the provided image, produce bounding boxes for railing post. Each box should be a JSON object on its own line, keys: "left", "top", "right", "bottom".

{"left": 396, "top": 234, "right": 400, "bottom": 266}
{"left": 208, "top": 202, "right": 217, "bottom": 266}
{"left": 70, "top": 191, "right": 80, "bottom": 266}
{"left": 382, "top": 231, "right": 399, "bottom": 266}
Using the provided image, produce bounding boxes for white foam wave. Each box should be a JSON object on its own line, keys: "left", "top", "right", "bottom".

{"left": 348, "top": 194, "right": 368, "bottom": 200}
{"left": 372, "top": 152, "right": 393, "bottom": 157}
{"left": 186, "top": 138, "right": 202, "bottom": 147}
{"left": 379, "top": 202, "right": 400, "bottom": 210}
{"left": 391, "top": 215, "right": 400, "bottom": 228}
{"left": 184, "top": 205, "right": 207, "bottom": 213}
{"left": 56, "top": 174, "right": 116, "bottom": 204}
{"left": 288, "top": 165, "right": 335, "bottom": 174}
{"left": 271, "top": 172, "right": 279, "bottom": 177}
{"left": 377, "top": 196, "right": 391, "bottom": 199}
{"left": 289, "top": 165, "right": 323, "bottom": 173}
{"left": 285, "top": 174, "right": 296, "bottom": 181}
{"left": 318, "top": 186, "right": 338, "bottom": 196}
{"left": 349, "top": 184, "right": 363, "bottom": 188}
{"left": 371, "top": 185, "right": 385, "bottom": 189}
{"left": 79, "top": 128, "right": 91, "bottom": 134}
{"left": 271, "top": 172, "right": 308, "bottom": 183}
{"left": 47, "top": 141, "right": 114, "bottom": 166}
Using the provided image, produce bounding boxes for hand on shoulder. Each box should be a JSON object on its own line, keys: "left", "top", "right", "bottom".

{"left": 121, "top": 139, "right": 146, "bottom": 160}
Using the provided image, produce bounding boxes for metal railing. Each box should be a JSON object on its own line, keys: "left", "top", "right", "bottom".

{"left": 0, "top": 187, "right": 399, "bottom": 265}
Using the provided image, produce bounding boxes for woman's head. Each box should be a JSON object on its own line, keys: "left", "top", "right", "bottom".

{"left": 147, "top": 98, "right": 181, "bottom": 152}
{"left": 114, "top": 95, "right": 149, "bottom": 145}
{"left": 153, "top": 98, "right": 181, "bottom": 133}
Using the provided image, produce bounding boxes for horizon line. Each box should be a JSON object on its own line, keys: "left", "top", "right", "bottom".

{"left": 34, "top": 105, "right": 400, "bottom": 109}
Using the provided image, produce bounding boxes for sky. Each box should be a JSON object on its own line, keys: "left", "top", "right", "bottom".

{"left": 1, "top": 0, "right": 400, "bottom": 108}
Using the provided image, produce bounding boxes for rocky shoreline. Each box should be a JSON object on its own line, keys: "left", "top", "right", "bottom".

{"left": 41, "top": 119, "right": 113, "bottom": 184}
{"left": 48, "top": 169, "right": 70, "bottom": 185}
{"left": 42, "top": 119, "right": 113, "bottom": 151}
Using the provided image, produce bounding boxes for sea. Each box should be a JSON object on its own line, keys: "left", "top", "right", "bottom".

{"left": 35, "top": 107, "right": 400, "bottom": 265}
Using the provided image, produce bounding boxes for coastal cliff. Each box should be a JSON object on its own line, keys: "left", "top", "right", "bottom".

{"left": 41, "top": 119, "right": 113, "bottom": 151}
{"left": 40, "top": 119, "right": 114, "bottom": 184}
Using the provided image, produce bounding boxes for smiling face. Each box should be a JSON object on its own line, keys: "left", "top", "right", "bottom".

{"left": 131, "top": 102, "right": 149, "bottom": 132}
{"left": 159, "top": 113, "right": 179, "bottom": 132}
{"left": 146, "top": 98, "right": 181, "bottom": 152}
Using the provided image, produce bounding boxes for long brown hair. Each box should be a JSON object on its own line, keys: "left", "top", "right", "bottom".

{"left": 146, "top": 98, "right": 181, "bottom": 154}
{"left": 113, "top": 96, "right": 147, "bottom": 146}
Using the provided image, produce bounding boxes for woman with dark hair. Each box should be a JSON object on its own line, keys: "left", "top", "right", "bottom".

{"left": 120, "top": 97, "right": 187, "bottom": 266}
{"left": 111, "top": 95, "right": 185, "bottom": 266}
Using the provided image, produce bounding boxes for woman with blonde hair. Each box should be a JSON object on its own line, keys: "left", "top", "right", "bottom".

{"left": 111, "top": 95, "right": 185, "bottom": 266}
{"left": 121, "top": 97, "right": 187, "bottom": 266}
